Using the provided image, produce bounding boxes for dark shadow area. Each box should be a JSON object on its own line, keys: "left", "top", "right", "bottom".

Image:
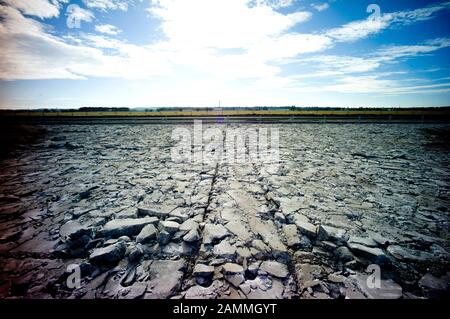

{"left": 0, "top": 125, "right": 47, "bottom": 158}
{"left": 422, "top": 127, "right": 450, "bottom": 150}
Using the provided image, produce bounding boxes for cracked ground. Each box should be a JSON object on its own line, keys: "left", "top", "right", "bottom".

{"left": 0, "top": 123, "right": 449, "bottom": 299}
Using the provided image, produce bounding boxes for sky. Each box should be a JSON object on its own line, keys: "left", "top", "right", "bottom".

{"left": 0, "top": 0, "right": 449, "bottom": 109}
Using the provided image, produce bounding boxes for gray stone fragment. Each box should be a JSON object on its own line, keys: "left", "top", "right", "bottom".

{"left": 312, "top": 246, "right": 330, "bottom": 258}
{"left": 137, "top": 206, "right": 169, "bottom": 219}
{"left": 162, "top": 242, "right": 193, "bottom": 256}
{"left": 328, "top": 273, "right": 345, "bottom": 283}
{"left": 348, "top": 236, "right": 377, "bottom": 247}
{"left": 224, "top": 221, "right": 252, "bottom": 242}
{"left": 236, "top": 247, "right": 252, "bottom": 261}
{"left": 179, "top": 219, "right": 199, "bottom": 232}
{"left": 240, "top": 277, "right": 284, "bottom": 299}
{"left": 249, "top": 218, "right": 288, "bottom": 260}
{"left": 160, "top": 220, "right": 180, "bottom": 234}
{"left": 222, "top": 263, "right": 245, "bottom": 287}
{"left": 122, "top": 282, "right": 147, "bottom": 299}
{"left": 118, "top": 235, "right": 131, "bottom": 242}
{"left": 252, "top": 239, "right": 271, "bottom": 256}
{"left": 280, "top": 199, "right": 306, "bottom": 215}
{"left": 168, "top": 207, "right": 190, "bottom": 222}
{"left": 283, "top": 224, "right": 300, "bottom": 247}
{"left": 158, "top": 229, "right": 172, "bottom": 245}
{"left": 193, "top": 264, "right": 215, "bottom": 277}
{"left": 295, "top": 221, "right": 317, "bottom": 238}
{"left": 274, "top": 212, "right": 286, "bottom": 223}
{"left": 259, "top": 261, "right": 289, "bottom": 279}
{"left": 349, "top": 274, "right": 403, "bottom": 299}
{"left": 317, "top": 225, "right": 348, "bottom": 244}
{"left": 166, "top": 216, "right": 182, "bottom": 223}
{"left": 89, "top": 241, "right": 126, "bottom": 265}
{"left": 387, "top": 245, "right": 434, "bottom": 263}
{"left": 60, "top": 221, "right": 92, "bottom": 241}
{"left": 145, "top": 259, "right": 185, "bottom": 298}
{"left": 335, "top": 246, "right": 355, "bottom": 262}
{"left": 136, "top": 224, "right": 158, "bottom": 244}
{"left": 128, "top": 244, "right": 144, "bottom": 262}
{"left": 293, "top": 213, "right": 310, "bottom": 224}
{"left": 247, "top": 261, "right": 261, "bottom": 276}
{"left": 225, "top": 273, "right": 245, "bottom": 287}
{"left": 184, "top": 281, "right": 222, "bottom": 299}
{"left": 321, "top": 241, "right": 337, "bottom": 251}
{"left": 295, "top": 263, "right": 323, "bottom": 288}
{"left": 183, "top": 228, "right": 200, "bottom": 242}
{"left": 213, "top": 241, "right": 236, "bottom": 259}
{"left": 222, "top": 263, "right": 244, "bottom": 274}
{"left": 203, "top": 223, "right": 229, "bottom": 244}
{"left": 348, "top": 243, "right": 389, "bottom": 264}
{"left": 418, "top": 273, "right": 450, "bottom": 298}
{"left": 299, "top": 235, "right": 313, "bottom": 250}
{"left": 100, "top": 217, "right": 159, "bottom": 238}
{"left": 368, "top": 232, "right": 394, "bottom": 247}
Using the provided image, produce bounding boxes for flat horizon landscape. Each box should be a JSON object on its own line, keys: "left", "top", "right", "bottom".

{"left": 0, "top": 1, "right": 449, "bottom": 312}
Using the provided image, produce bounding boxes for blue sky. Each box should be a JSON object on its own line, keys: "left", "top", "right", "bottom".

{"left": 0, "top": 0, "right": 449, "bottom": 109}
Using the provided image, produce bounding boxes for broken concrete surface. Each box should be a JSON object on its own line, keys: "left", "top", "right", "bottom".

{"left": 0, "top": 123, "right": 449, "bottom": 299}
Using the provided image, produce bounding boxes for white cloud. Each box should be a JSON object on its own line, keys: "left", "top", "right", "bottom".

{"left": 0, "top": 4, "right": 92, "bottom": 79}
{"left": 376, "top": 38, "right": 450, "bottom": 62}
{"left": 382, "top": 83, "right": 450, "bottom": 95}
{"left": 2, "top": 0, "right": 67, "bottom": 19}
{"left": 387, "top": 1, "right": 450, "bottom": 25}
{"left": 144, "top": 0, "right": 320, "bottom": 79}
{"left": 317, "top": 76, "right": 450, "bottom": 95}
{"left": 297, "top": 55, "right": 382, "bottom": 75}
{"left": 286, "top": 38, "right": 450, "bottom": 95}
{"left": 327, "top": 2, "right": 450, "bottom": 42}
{"left": 0, "top": 0, "right": 448, "bottom": 88}
{"left": 66, "top": 5, "right": 95, "bottom": 25}
{"left": 311, "top": 3, "right": 329, "bottom": 12}
{"left": 149, "top": 0, "right": 312, "bottom": 50}
{"left": 323, "top": 76, "right": 396, "bottom": 94}
{"left": 79, "top": 34, "right": 122, "bottom": 48}
{"left": 298, "top": 38, "right": 450, "bottom": 77}
{"left": 287, "top": 74, "right": 419, "bottom": 95}
{"left": 326, "top": 16, "right": 389, "bottom": 42}
{"left": 248, "top": 33, "right": 331, "bottom": 62}
{"left": 82, "top": 0, "right": 129, "bottom": 11}
{"left": 250, "top": 0, "right": 294, "bottom": 9}
{"left": 95, "top": 24, "right": 121, "bottom": 35}
{"left": 0, "top": 5, "right": 170, "bottom": 80}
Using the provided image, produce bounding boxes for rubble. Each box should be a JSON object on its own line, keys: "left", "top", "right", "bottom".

{"left": 294, "top": 221, "right": 317, "bottom": 239}
{"left": 348, "top": 243, "right": 389, "bottom": 264}
{"left": 0, "top": 123, "right": 448, "bottom": 299}
{"left": 160, "top": 221, "right": 180, "bottom": 234}
{"left": 345, "top": 274, "right": 403, "bottom": 299}
{"left": 99, "top": 217, "right": 159, "bottom": 238}
{"left": 202, "top": 224, "right": 229, "bottom": 245}
{"left": 387, "top": 245, "right": 434, "bottom": 263}
{"left": 418, "top": 273, "right": 450, "bottom": 298}
{"left": 193, "top": 264, "right": 215, "bottom": 277}
{"left": 89, "top": 241, "right": 126, "bottom": 265}
{"left": 136, "top": 224, "right": 158, "bottom": 244}
{"left": 259, "top": 261, "right": 289, "bottom": 279}
{"left": 317, "top": 225, "right": 348, "bottom": 244}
